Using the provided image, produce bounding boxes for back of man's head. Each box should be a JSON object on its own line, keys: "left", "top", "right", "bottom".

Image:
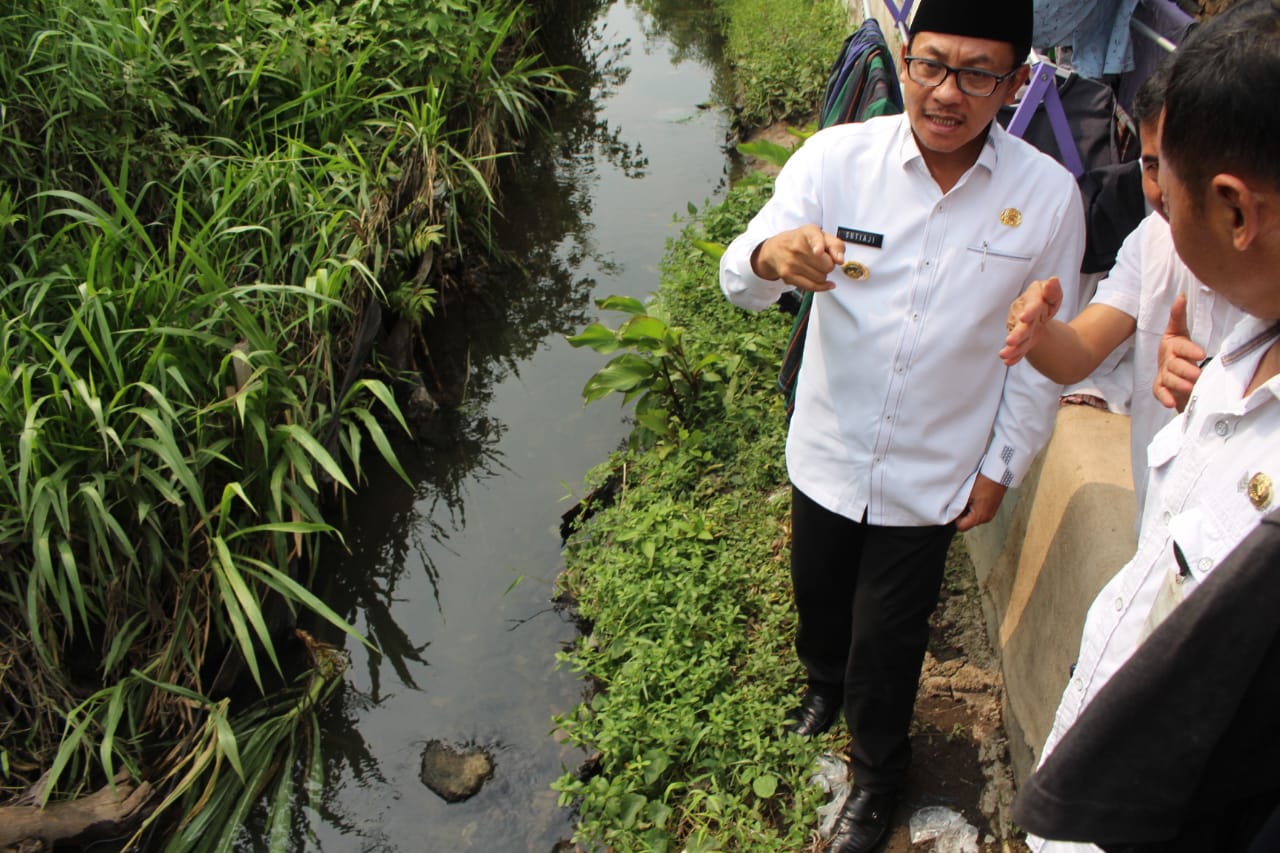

{"left": 1163, "top": 0, "right": 1280, "bottom": 196}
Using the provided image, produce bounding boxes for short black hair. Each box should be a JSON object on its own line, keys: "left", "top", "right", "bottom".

{"left": 1131, "top": 60, "right": 1170, "bottom": 127}
{"left": 1162, "top": 0, "right": 1280, "bottom": 194}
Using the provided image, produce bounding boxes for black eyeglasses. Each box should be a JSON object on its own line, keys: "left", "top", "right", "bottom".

{"left": 903, "top": 56, "right": 1020, "bottom": 97}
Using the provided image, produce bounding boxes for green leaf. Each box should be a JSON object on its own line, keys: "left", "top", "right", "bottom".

{"left": 751, "top": 773, "right": 778, "bottom": 798}
{"left": 43, "top": 709, "right": 96, "bottom": 806}
{"left": 691, "top": 239, "right": 725, "bottom": 260}
{"left": 618, "top": 792, "right": 647, "bottom": 828}
{"left": 617, "top": 315, "right": 670, "bottom": 350}
{"left": 278, "top": 424, "right": 353, "bottom": 491}
{"left": 596, "top": 294, "right": 648, "bottom": 315}
{"left": 582, "top": 355, "right": 657, "bottom": 401}
{"left": 245, "top": 561, "right": 377, "bottom": 654}
{"left": 348, "top": 407, "right": 412, "bottom": 485}
{"left": 566, "top": 322, "right": 623, "bottom": 354}
{"left": 211, "top": 704, "right": 245, "bottom": 780}
{"left": 642, "top": 749, "right": 671, "bottom": 785}
{"left": 735, "top": 139, "right": 794, "bottom": 167}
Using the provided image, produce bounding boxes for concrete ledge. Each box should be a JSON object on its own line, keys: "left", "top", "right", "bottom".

{"left": 964, "top": 405, "right": 1138, "bottom": 781}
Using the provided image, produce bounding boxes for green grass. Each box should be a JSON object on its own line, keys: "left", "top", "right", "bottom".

{"left": 716, "top": 0, "right": 852, "bottom": 128}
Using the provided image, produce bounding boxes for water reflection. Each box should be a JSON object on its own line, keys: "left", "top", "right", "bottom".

{"left": 288, "top": 1, "right": 732, "bottom": 849}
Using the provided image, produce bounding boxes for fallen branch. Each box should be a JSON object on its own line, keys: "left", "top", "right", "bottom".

{"left": 0, "top": 771, "right": 153, "bottom": 851}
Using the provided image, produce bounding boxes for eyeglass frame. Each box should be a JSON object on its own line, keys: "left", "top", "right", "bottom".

{"left": 902, "top": 56, "right": 1022, "bottom": 98}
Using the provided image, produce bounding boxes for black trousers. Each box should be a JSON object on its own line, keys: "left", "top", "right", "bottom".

{"left": 790, "top": 486, "right": 956, "bottom": 793}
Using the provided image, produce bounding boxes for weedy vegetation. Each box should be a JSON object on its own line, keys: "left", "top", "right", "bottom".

{"left": 556, "top": 182, "right": 839, "bottom": 852}
{"left": 715, "top": 0, "right": 850, "bottom": 129}
{"left": 0, "top": 0, "right": 567, "bottom": 848}
{"left": 553, "top": 3, "right": 864, "bottom": 847}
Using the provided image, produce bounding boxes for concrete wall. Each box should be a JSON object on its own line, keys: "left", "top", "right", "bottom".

{"left": 964, "top": 405, "right": 1138, "bottom": 780}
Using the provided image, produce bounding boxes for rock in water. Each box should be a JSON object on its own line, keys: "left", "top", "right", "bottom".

{"left": 419, "top": 740, "right": 495, "bottom": 803}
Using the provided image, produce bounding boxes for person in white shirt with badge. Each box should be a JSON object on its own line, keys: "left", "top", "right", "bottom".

{"left": 1023, "top": 2, "right": 1280, "bottom": 849}
{"left": 719, "top": 0, "right": 1085, "bottom": 849}
{"left": 1001, "top": 63, "right": 1247, "bottom": 523}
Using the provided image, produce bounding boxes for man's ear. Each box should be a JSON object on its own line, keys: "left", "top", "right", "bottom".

{"left": 1002, "top": 65, "right": 1031, "bottom": 107}
{"left": 1211, "top": 174, "right": 1263, "bottom": 252}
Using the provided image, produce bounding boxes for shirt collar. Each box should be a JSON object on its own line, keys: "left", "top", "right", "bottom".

{"left": 1218, "top": 316, "right": 1280, "bottom": 405}
{"left": 896, "top": 115, "right": 1001, "bottom": 179}
{"left": 1220, "top": 316, "right": 1280, "bottom": 367}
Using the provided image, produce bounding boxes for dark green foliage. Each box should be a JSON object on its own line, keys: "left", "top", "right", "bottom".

{"left": 0, "top": 0, "right": 568, "bottom": 847}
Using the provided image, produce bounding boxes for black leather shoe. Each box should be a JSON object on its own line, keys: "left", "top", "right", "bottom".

{"left": 785, "top": 688, "right": 841, "bottom": 737}
{"left": 827, "top": 786, "right": 895, "bottom": 853}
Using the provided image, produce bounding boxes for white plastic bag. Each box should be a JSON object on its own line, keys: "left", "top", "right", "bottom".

{"left": 908, "top": 805, "right": 980, "bottom": 853}
{"left": 808, "top": 754, "right": 850, "bottom": 837}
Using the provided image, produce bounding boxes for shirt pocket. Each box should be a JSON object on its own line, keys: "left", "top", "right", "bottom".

{"left": 1145, "top": 414, "right": 1184, "bottom": 472}
{"left": 964, "top": 241, "right": 1033, "bottom": 275}
{"left": 1166, "top": 505, "right": 1229, "bottom": 585}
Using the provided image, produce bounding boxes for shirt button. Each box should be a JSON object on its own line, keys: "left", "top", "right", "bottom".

{"left": 1215, "top": 419, "right": 1231, "bottom": 436}
{"left": 1198, "top": 557, "right": 1213, "bottom": 571}
{"left": 1163, "top": 510, "right": 1173, "bottom": 524}
{"left": 1114, "top": 597, "right": 1124, "bottom": 611}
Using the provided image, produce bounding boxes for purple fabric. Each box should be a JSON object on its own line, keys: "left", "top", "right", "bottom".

{"left": 1116, "top": 0, "right": 1195, "bottom": 113}
{"left": 1006, "top": 62, "right": 1086, "bottom": 175}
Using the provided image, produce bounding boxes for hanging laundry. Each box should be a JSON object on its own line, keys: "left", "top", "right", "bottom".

{"left": 1034, "top": 0, "right": 1142, "bottom": 78}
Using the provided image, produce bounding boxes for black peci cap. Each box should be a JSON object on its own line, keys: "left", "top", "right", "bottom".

{"left": 908, "top": 0, "right": 1034, "bottom": 65}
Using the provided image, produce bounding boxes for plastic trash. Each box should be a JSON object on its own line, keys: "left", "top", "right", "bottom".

{"left": 908, "top": 805, "right": 980, "bottom": 853}
{"left": 808, "top": 754, "right": 850, "bottom": 837}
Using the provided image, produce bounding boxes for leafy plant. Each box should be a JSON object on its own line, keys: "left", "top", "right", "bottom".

{"left": 554, "top": 188, "right": 817, "bottom": 852}
{"left": 567, "top": 295, "right": 738, "bottom": 448}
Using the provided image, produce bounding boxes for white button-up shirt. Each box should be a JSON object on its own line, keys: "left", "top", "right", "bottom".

{"left": 720, "top": 114, "right": 1085, "bottom": 526}
{"left": 1089, "top": 212, "right": 1246, "bottom": 515}
{"left": 1031, "top": 316, "right": 1280, "bottom": 853}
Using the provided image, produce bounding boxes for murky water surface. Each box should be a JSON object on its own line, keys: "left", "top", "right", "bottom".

{"left": 301, "top": 3, "right": 732, "bottom": 849}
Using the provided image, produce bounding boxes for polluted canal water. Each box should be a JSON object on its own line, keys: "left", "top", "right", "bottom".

{"left": 293, "top": 3, "right": 735, "bottom": 850}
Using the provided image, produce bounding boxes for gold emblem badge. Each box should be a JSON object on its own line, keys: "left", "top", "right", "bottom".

{"left": 999, "top": 207, "right": 1023, "bottom": 227}
{"left": 842, "top": 260, "right": 870, "bottom": 281}
{"left": 1249, "top": 472, "right": 1273, "bottom": 510}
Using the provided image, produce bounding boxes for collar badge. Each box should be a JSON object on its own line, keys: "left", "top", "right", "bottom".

{"left": 1249, "top": 472, "right": 1273, "bottom": 510}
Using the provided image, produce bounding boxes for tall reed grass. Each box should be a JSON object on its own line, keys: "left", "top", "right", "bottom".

{"left": 0, "top": 0, "right": 567, "bottom": 847}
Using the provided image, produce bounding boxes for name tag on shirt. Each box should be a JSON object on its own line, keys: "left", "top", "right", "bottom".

{"left": 837, "top": 227, "right": 884, "bottom": 249}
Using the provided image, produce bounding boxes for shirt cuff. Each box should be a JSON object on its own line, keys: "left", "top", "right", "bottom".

{"left": 720, "top": 237, "right": 790, "bottom": 312}
{"left": 979, "top": 439, "right": 1029, "bottom": 489}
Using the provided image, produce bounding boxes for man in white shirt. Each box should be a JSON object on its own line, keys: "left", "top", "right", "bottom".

{"left": 1001, "top": 64, "right": 1246, "bottom": 519}
{"left": 718, "top": 0, "right": 1084, "bottom": 848}
{"left": 1024, "top": 2, "right": 1280, "bottom": 849}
